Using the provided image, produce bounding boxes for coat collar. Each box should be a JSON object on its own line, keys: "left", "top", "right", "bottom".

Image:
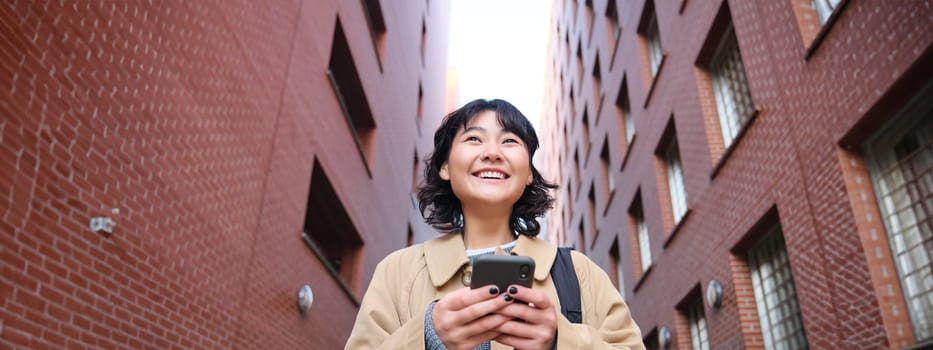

{"left": 424, "top": 233, "right": 559, "bottom": 287}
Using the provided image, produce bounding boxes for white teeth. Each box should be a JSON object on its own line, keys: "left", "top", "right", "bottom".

{"left": 478, "top": 171, "right": 505, "bottom": 179}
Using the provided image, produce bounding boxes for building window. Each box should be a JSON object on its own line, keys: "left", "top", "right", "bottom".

{"left": 629, "top": 194, "right": 652, "bottom": 273}
{"left": 302, "top": 160, "right": 364, "bottom": 294}
{"left": 609, "top": 237, "right": 626, "bottom": 299}
{"left": 639, "top": 1, "right": 663, "bottom": 77}
{"left": 570, "top": 86, "right": 577, "bottom": 117}
{"left": 812, "top": 0, "right": 842, "bottom": 24}
{"left": 600, "top": 139, "right": 614, "bottom": 198}
{"left": 606, "top": 0, "right": 621, "bottom": 62}
{"left": 576, "top": 42, "right": 585, "bottom": 86}
{"left": 565, "top": 31, "right": 572, "bottom": 70}
{"left": 593, "top": 56, "right": 603, "bottom": 114}
{"left": 328, "top": 18, "right": 377, "bottom": 175}
{"left": 420, "top": 17, "right": 427, "bottom": 65}
{"left": 564, "top": 185, "right": 573, "bottom": 223}
{"left": 616, "top": 77, "right": 635, "bottom": 147}
{"left": 362, "top": 0, "right": 387, "bottom": 71}
{"left": 565, "top": 189, "right": 574, "bottom": 230}
{"left": 864, "top": 90, "right": 933, "bottom": 341}
{"left": 710, "top": 25, "right": 754, "bottom": 149}
{"left": 578, "top": 220, "right": 587, "bottom": 254}
{"left": 411, "top": 150, "right": 420, "bottom": 208}
{"left": 688, "top": 299, "right": 711, "bottom": 350}
{"left": 637, "top": 212, "right": 650, "bottom": 272}
{"left": 676, "top": 290, "right": 709, "bottom": 350}
{"left": 588, "top": 184, "right": 597, "bottom": 248}
{"left": 574, "top": 148, "right": 582, "bottom": 195}
{"left": 749, "top": 228, "right": 809, "bottom": 350}
{"left": 582, "top": 107, "right": 592, "bottom": 158}
{"left": 417, "top": 82, "right": 424, "bottom": 130}
{"left": 643, "top": 327, "right": 660, "bottom": 350}
{"left": 645, "top": 16, "right": 662, "bottom": 77}
{"left": 407, "top": 224, "right": 414, "bottom": 247}
{"left": 563, "top": 123, "right": 570, "bottom": 159}
{"left": 663, "top": 137, "right": 688, "bottom": 224}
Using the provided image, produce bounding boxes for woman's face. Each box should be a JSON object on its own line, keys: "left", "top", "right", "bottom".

{"left": 440, "top": 110, "right": 533, "bottom": 209}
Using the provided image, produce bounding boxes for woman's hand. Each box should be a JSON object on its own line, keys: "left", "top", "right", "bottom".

{"left": 432, "top": 286, "right": 513, "bottom": 350}
{"left": 492, "top": 285, "right": 558, "bottom": 350}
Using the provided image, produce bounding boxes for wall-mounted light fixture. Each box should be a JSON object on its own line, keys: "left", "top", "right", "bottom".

{"left": 89, "top": 208, "right": 119, "bottom": 235}
{"left": 298, "top": 285, "right": 314, "bottom": 314}
{"left": 658, "top": 327, "right": 672, "bottom": 349}
{"left": 706, "top": 279, "right": 723, "bottom": 309}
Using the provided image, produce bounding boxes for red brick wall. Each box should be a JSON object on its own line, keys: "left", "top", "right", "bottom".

{"left": 1, "top": 1, "right": 449, "bottom": 348}
{"left": 541, "top": 0, "right": 933, "bottom": 348}
{"left": 673, "top": 309, "right": 690, "bottom": 350}
{"left": 837, "top": 147, "right": 914, "bottom": 348}
{"left": 729, "top": 254, "right": 763, "bottom": 350}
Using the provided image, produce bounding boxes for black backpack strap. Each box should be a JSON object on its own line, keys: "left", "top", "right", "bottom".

{"left": 550, "top": 247, "right": 582, "bottom": 324}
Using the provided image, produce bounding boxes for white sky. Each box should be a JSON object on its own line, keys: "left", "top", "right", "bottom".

{"left": 447, "top": 0, "right": 554, "bottom": 128}
{"left": 447, "top": 1, "right": 555, "bottom": 238}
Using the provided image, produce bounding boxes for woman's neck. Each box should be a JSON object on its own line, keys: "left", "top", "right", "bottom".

{"left": 461, "top": 207, "right": 515, "bottom": 250}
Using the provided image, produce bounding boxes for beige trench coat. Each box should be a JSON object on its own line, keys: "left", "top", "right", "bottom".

{"left": 345, "top": 233, "right": 645, "bottom": 349}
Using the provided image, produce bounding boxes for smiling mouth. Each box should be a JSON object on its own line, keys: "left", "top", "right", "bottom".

{"left": 473, "top": 170, "right": 510, "bottom": 180}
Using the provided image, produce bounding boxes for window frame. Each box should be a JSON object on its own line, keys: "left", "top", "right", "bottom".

{"left": 748, "top": 228, "right": 809, "bottom": 350}
{"left": 688, "top": 299, "right": 711, "bottom": 350}
{"left": 637, "top": 208, "right": 652, "bottom": 273}
{"left": 645, "top": 13, "right": 663, "bottom": 77}
{"left": 664, "top": 138, "right": 688, "bottom": 224}
{"left": 863, "top": 83, "right": 933, "bottom": 342}
{"left": 812, "top": 0, "right": 842, "bottom": 25}
{"left": 709, "top": 25, "right": 755, "bottom": 149}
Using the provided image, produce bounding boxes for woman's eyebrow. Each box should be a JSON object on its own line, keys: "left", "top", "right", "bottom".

{"left": 462, "top": 126, "right": 508, "bottom": 134}
{"left": 462, "top": 125, "right": 486, "bottom": 133}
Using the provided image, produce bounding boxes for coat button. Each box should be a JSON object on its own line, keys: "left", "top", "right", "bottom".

{"left": 461, "top": 267, "right": 472, "bottom": 286}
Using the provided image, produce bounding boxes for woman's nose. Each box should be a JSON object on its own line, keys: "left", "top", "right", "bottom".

{"left": 481, "top": 145, "right": 503, "bottom": 161}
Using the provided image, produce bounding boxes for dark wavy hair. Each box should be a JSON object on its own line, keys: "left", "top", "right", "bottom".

{"left": 417, "top": 99, "right": 558, "bottom": 236}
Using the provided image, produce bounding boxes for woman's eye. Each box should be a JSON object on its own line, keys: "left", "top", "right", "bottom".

{"left": 503, "top": 138, "right": 520, "bottom": 144}
{"left": 465, "top": 136, "right": 481, "bottom": 142}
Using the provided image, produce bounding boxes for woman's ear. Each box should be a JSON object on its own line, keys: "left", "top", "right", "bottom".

{"left": 440, "top": 162, "right": 450, "bottom": 181}
{"left": 526, "top": 173, "right": 533, "bottom": 185}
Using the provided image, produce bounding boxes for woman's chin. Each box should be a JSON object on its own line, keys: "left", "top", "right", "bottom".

{"left": 461, "top": 194, "right": 521, "bottom": 209}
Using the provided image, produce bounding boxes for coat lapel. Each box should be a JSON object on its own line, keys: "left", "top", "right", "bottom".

{"left": 424, "top": 234, "right": 470, "bottom": 288}
{"left": 423, "top": 233, "right": 559, "bottom": 287}
{"left": 511, "top": 234, "right": 559, "bottom": 282}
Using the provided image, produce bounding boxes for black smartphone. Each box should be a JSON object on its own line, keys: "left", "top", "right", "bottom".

{"left": 469, "top": 255, "right": 535, "bottom": 292}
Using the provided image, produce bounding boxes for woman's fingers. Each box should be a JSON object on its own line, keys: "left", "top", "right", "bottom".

{"left": 433, "top": 284, "right": 559, "bottom": 349}
{"left": 438, "top": 285, "right": 502, "bottom": 311}
{"left": 506, "top": 285, "right": 552, "bottom": 309}
{"left": 456, "top": 313, "right": 511, "bottom": 342}
{"left": 493, "top": 314, "right": 557, "bottom": 350}
{"left": 494, "top": 285, "right": 556, "bottom": 324}
{"left": 489, "top": 285, "right": 558, "bottom": 350}
{"left": 435, "top": 285, "right": 508, "bottom": 325}
{"left": 432, "top": 286, "right": 515, "bottom": 349}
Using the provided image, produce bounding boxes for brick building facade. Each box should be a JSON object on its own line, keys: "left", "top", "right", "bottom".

{"left": 541, "top": 0, "right": 932, "bottom": 349}
{"left": 1, "top": 1, "right": 448, "bottom": 348}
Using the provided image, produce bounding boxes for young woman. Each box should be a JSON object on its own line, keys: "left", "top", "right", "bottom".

{"left": 345, "top": 99, "right": 644, "bottom": 350}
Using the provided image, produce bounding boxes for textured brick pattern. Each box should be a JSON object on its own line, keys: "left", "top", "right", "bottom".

{"left": 836, "top": 147, "right": 914, "bottom": 348}
{"left": 673, "top": 310, "right": 690, "bottom": 350}
{"left": 1, "top": 1, "right": 449, "bottom": 348}
{"left": 788, "top": 0, "right": 822, "bottom": 48}
{"left": 653, "top": 151, "right": 675, "bottom": 235}
{"left": 541, "top": 0, "right": 933, "bottom": 349}
{"left": 627, "top": 209, "right": 644, "bottom": 282}
{"left": 729, "top": 254, "right": 763, "bottom": 350}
